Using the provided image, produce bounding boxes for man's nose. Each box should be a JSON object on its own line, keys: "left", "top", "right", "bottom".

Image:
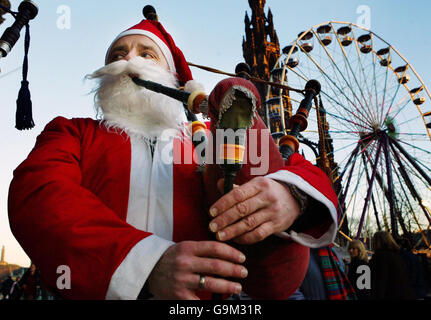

{"left": 124, "top": 49, "right": 138, "bottom": 61}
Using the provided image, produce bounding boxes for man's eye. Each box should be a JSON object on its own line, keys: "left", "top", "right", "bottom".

{"left": 110, "top": 52, "right": 126, "bottom": 62}
{"left": 141, "top": 52, "right": 154, "bottom": 59}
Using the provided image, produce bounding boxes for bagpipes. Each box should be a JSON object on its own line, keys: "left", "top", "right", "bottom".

{"left": 132, "top": 9, "right": 321, "bottom": 299}
{"left": 0, "top": 0, "right": 39, "bottom": 130}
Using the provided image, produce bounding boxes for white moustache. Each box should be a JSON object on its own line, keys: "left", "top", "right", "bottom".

{"left": 86, "top": 56, "right": 178, "bottom": 88}
{"left": 86, "top": 56, "right": 186, "bottom": 140}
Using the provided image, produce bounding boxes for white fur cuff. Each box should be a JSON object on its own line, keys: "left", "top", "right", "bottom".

{"left": 184, "top": 80, "right": 205, "bottom": 93}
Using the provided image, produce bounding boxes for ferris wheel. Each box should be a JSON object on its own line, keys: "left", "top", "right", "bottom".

{"left": 266, "top": 21, "right": 431, "bottom": 244}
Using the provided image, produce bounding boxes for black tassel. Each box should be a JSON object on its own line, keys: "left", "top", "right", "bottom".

{"left": 15, "top": 23, "right": 34, "bottom": 130}
{"left": 16, "top": 79, "right": 34, "bottom": 130}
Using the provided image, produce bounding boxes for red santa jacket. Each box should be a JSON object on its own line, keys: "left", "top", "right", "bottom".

{"left": 8, "top": 116, "right": 337, "bottom": 300}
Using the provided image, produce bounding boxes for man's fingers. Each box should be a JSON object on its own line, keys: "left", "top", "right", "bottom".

{"left": 192, "top": 241, "right": 246, "bottom": 264}
{"left": 233, "top": 222, "right": 275, "bottom": 245}
{"left": 214, "top": 210, "right": 272, "bottom": 242}
{"left": 209, "top": 195, "right": 268, "bottom": 236}
{"left": 189, "top": 257, "right": 248, "bottom": 279}
{"left": 210, "top": 179, "right": 262, "bottom": 218}
{"left": 192, "top": 274, "right": 243, "bottom": 295}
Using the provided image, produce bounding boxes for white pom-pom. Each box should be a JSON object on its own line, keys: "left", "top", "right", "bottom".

{"left": 184, "top": 80, "right": 205, "bottom": 93}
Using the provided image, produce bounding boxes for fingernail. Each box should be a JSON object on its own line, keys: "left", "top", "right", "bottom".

{"left": 241, "top": 268, "right": 248, "bottom": 278}
{"left": 217, "top": 231, "right": 225, "bottom": 241}
{"left": 235, "top": 284, "right": 242, "bottom": 294}
{"left": 239, "top": 254, "right": 246, "bottom": 263}
{"left": 209, "top": 222, "right": 218, "bottom": 233}
{"left": 210, "top": 208, "right": 218, "bottom": 217}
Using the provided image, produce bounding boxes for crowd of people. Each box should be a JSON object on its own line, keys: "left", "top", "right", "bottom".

{"left": 2, "top": 232, "right": 428, "bottom": 300}
{"left": 345, "top": 231, "right": 430, "bottom": 300}
{"left": 0, "top": 263, "right": 50, "bottom": 300}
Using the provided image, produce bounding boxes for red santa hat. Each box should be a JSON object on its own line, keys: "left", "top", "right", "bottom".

{"left": 105, "top": 18, "right": 193, "bottom": 86}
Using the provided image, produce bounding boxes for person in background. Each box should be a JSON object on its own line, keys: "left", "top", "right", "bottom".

{"left": 347, "top": 240, "right": 370, "bottom": 300}
{"left": 288, "top": 246, "right": 356, "bottom": 300}
{"left": 369, "top": 231, "right": 415, "bottom": 300}
{"left": 397, "top": 237, "right": 427, "bottom": 299}
{"left": 20, "top": 263, "right": 41, "bottom": 300}
{"left": 0, "top": 276, "right": 13, "bottom": 299}
{"left": 9, "top": 276, "right": 23, "bottom": 300}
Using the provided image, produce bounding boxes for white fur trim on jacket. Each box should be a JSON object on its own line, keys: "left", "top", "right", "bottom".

{"left": 266, "top": 170, "right": 337, "bottom": 248}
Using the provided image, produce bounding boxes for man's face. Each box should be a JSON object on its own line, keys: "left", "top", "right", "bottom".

{"left": 88, "top": 34, "right": 184, "bottom": 139}
{"left": 106, "top": 34, "right": 169, "bottom": 71}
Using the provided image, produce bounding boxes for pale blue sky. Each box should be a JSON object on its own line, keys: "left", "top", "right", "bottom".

{"left": 1, "top": 0, "right": 430, "bottom": 266}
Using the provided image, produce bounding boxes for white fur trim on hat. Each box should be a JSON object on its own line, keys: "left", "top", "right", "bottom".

{"left": 105, "top": 29, "right": 176, "bottom": 72}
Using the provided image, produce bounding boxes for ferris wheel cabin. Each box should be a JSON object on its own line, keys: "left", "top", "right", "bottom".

{"left": 424, "top": 112, "right": 431, "bottom": 128}
{"left": 357, "top": 33, "right": 372, "bottom": 54}
{"left": 377, "top": 47, "right": 391, "bottom": 66}
{"left": 395, "top": 65, "right": 410, "bottom": 84}
{"left": 298, "top": 31, "right": 314, "bottom": 53}
{"left": 410, "top": 87, "right": 426, "bottom": 105}
{"left": 317, "top": 25, "right": 332, "bottom": 46}
{"left": 337, "top": 26, "right": 353, "bottom": 46}
{"left": 282, "top": 45, "right": 299, "bottom": 68}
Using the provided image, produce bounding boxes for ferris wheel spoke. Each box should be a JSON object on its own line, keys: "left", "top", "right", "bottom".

{"left": 391, "top": 138, "right": 431, "bottom": 186}
{"left": 397, "top": 156, "right": 430, "bottom": 199}
{"left": 356, "top": 137, "right": 385, "bottom": 239}
{"left": 351, "top": 28, "right": 378, "bottom": 117}
{"left": 378, "top": 49, "right": 393, "bottom": 126}
{"left": 329, "top": 24, "right": 377, "bottom": 125}
{"left": 397, "top": 115, "right": 423, "bottom": 127}
{"left": 309, "top": 29, "right": 375, "bottom": 126}
{"left": 361, "top": 152, "right": 384, "bottom": 231}
{"left": 382, "top": 66, "right": 408, "bottom": 125}
{"left": 370, "top": 33, "right": 383, "bottom": 127}
{"left": 396, "top": 139, "right": 431, "bottom": 156}
{"left": 314, "top": 27, "right": 365, "bottom": 117}
{"left": 343, "top": 161, "right": 363, "bottom": 213}
{"left": 323, "top": 108, "right": 371, "bottom": 131}
{"left": 387, "top": 92, "right": 413, "bottom": 120}
{"left": 395, "top": 167, "right": 431, "bottom": 234}
{"left": 382, "top": 134, "right": 399, "bottom": 234}
{"left": 298, "top": 36, "right": 373, "bottom": 126}
{"left": 339, "top": 147, "right": 362, "bottom": 207}
{"left": 403, "top": 155, "right": 431, "bottom": 185}
{"left": 287, "top": 65, "right": 355, "bottom": 129}
{"left": 288, "top": 66, "right": 369, "bottom": 130}
{"left": 371, "top": 193, "right": 383, "bottom": 231}
{"left": 335, "top": 144, "right": 360, "bottom": 186}
{"left": 389, "top": 141, "right": 431, "bottom": 225}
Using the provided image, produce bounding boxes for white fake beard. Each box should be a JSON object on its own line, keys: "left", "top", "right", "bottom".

{"left": 87, "top": 57, "right": 187, "bottom": 140}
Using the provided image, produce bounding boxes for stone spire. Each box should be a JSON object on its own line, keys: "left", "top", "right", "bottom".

{"left": 243, "top": 0, "right": 280, "bottom": 118}
{"left": 1, "top": 245, "right": 4, "bottom": 263}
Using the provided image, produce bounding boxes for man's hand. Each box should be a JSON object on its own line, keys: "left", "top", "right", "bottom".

{"left": 208, "top": 177, "right": 301, "bottom": 245}
{"left": 147, "top": 241, "right": 248, "bottom": 300}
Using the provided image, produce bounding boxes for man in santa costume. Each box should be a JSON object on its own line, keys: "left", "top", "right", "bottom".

{"left": 8, "top": 11, "right": 338, "bottom": 300}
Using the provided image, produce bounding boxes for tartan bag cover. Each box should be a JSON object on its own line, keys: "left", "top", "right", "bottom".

{"left": 318, "top": 246, "right": 357, "bottom": 300}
